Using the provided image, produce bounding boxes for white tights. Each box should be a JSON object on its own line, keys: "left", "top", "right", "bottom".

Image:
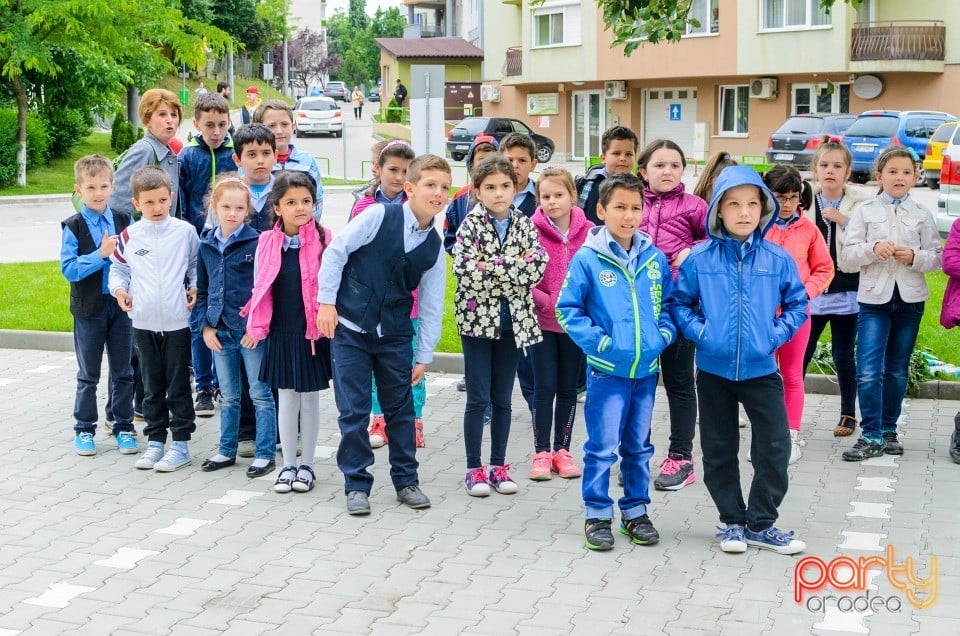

{"left": 277, "top": 389, "right": 320, "bottom": 468}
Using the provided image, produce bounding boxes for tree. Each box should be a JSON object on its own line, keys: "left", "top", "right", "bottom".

{"left": 0, "top": 0, "right": 230, "bottom": 186}
{"left": 325, "top": 5, "right": 404, "bottom": 88}
{"left": 278, "top": 28, "right": 340, "bottom": 96}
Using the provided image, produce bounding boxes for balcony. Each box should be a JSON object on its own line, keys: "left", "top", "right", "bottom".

{"left": 850, "top": 21, "right": 945, "bottom": 73}
{"left": 504, "top": 47, "right": 522, "bottom": 77}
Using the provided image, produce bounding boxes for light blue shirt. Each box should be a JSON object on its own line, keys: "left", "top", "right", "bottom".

{"left": 317, "top": 202, "right": 445, "bottom": 364}
{"left": 513, "top": 177, "right": 537, "bottom": 210}
{"left": 60, "top": 206, "right": 118, "bottom": 294}
{"left": 214, "top": 226, "right": 239, "bottom": 253}
{"left": 488, "top": 208, "right": 513, "bottom": 244}
{"left": 374, "top": 187, "right": 406, "bottom": 205}
{"left": 604, "top": 228, "right": 641, "bottom": 274}
{"left": 880, "top": 192, "right": 908, "bottom": 206}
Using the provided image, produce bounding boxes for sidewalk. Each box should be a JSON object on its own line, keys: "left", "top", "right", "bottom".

{"left": 0, "top": 347, "right": 956, "bottom": 635}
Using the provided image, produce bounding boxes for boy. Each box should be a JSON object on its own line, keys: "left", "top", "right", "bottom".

{"left": 443, "top": 133, "right": 499, "bottom": 254}
{"left": 557, "top": 173, "right": 675, "bottom": 552}
{"left": 317, "top": 154, "right": 451, "bottom": 516}
{"left": 499, "top": 132, "right": 538, "bottom": 218}
{"left": 179, "top": 92, "right": 236, "bottom": 418}
{"left": 577, "top": 126, "right": 639, "bottom": 226}
{"left": 61, "top": 155, "right": 136, "bottom": 456}
{"left": 253, "top": 99, "right": 324, "bottom": 220}
{"left": 109, "top": 166, "right": 200, "bottom": 472}
{"left": 232, "top": 123, "right": 278, "bottom": 231}
{"left": 668, "top": 165, "right": 808, "bottom": 555}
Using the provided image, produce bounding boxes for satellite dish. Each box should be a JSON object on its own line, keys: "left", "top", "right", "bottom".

{"left": 852, "top": 75, "right": 884, "bottom": 100}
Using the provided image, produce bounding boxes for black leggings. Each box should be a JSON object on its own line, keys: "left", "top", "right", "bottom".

{"left": 531, "top": 330, "right": 583, "bottom": 453}
{"left": 802, "top": 313, "right": 858, "bottom": 417}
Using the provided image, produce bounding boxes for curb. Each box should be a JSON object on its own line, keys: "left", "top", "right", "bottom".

{"left": 0, "top": 193, "right": 73, "bottom": 205}
{"left": 4, "top": 329, "right": 957, "bottom": 399}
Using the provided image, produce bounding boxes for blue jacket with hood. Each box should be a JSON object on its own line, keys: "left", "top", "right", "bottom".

{"left": 556, "top": 226, "right": 676, "bottom": 379}
{"left": 179, "top": 133, "right": 236, "bottom": 233}
{"left": 443, "top": 135, "right": 500, "bottom": 253}
{"left": 667, "top": 165, "right": 807, "bottom": 381}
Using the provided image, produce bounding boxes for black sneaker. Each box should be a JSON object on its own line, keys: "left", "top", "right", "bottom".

{"left": 584, "top": 518, "right": 615, "bottom": 551}
{"left": 881, "top": 432, "right": 904, "bottom": 455}
{"left": 950, "top": 429, "right": 960, "bottom": 464}
{"left": 194, "top": 388, "right": 216, "bottom": 418}
{"left": 842, "top": 438, "right": 884, "bottom": 462}
{"left": 620, "top": 514, "right": 660, "bottom": 545}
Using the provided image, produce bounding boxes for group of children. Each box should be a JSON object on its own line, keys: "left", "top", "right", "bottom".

{"left": 62, "top": 99, "right": 959, "bottom": 553}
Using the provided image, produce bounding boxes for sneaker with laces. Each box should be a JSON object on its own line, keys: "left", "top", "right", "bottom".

{"left": 194, "top": 388, "right": 216, "bottom": 418}
{"left": 488, "top": 465, "right": 518, "bottom": 494}
{"left": 882, "top": 432, "right": 904, "bottom": 455}
{"left": 653, "top": 453, "right": 695, "bottom": 491}
{"left": 789, "top": 431, "right": 803, "bottom": 465}
{"left": 619, "top": 514, "right": 659, "bottom": 545}
{"left": 717, "top": 524, "right": 747, "bottom": 553}
{"left": 116, "top": 432, "right": 138, "bottom": 455}
{"left": 464, "top": 467, "right": 490, "bottom": 497}
{"left": 842, "top": 437, "right": 884, "bottom": 462}
{"left": 154, "top": 442, "right": 192, "bottom": 472}
{"left": 135, "top": 442, "right": 165, "bottom": 470}
{"left": 75, "top": 432, "right": 96, "bottom": 456}
{"left": 585, "top": 518, "right": 615, "bottom": 551}
{"left": 368, "top": 415, "right": 388, "bottom": 448}
{"left": 414, "top": 418, "right": 425, "bottom": 449}
{"left": 529, "top": 451, "right": 553, "bottom": 481}
{"left": 551, "top": 449, "right": 582, "bottom": 479}
{"left": 744, "top": 526, "right": 806, "bottom": 555}
{"left": 950, "top": 429, "right": 960, "bottom": 464}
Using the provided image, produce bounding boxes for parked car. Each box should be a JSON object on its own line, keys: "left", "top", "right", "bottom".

{"left": 937, "top": 124, "right": 960, "bottom": 235}
{"left": 368, "top": 88, "right": 381, "bottom": 103}
{"left": 323, "top": 81, "right": 349, "bottom": 102}
{"left": 293, "top": 97, "right": 342, "bottom": 137}
{"left": 842, "top": 110, "right": 956, "bottom": 183}
{"left": 922, "top": 121, "right": 957, "bottom": 189}
{"left": 446, "top": 116, "right": 554, "bottom": 163}
{"left": 765, "top": 113, "right": 857, "bottom": 169}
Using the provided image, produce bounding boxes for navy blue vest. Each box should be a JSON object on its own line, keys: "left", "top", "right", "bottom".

{"left": 337, "top": 204, "right": 441, "bottom": 337}
{"left": 61, "top": 211, "right": 132, "bottom": 318}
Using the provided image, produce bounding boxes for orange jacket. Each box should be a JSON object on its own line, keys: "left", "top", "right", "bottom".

{"left": 765, "top": 213, "right": 835, "bottom": 300}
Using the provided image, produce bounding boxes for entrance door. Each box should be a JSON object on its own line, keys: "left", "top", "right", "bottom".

{"left": 642, "top": 87, "right": 697, "bottom": 157}
{"left": 572, "top": 91, "right": 608, "bottom": 162}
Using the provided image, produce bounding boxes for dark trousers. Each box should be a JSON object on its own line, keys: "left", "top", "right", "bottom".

{"left": 332, "top": 325, "right": 419, "bottom": 494}
{"left": 73, "top": 297, "right": 134, "bottom": 435}
{"left": 462, "top": 333, "right": 520, "bottom": 469}
{"left": 531, "top": 330, "right": 583, "bottom": 453}
{"left": 660, "top": 332, "right": 698, "bottom": 459}
{"left": 803, "top": 313, "right": 858, "bottom": 417}
{"left": 516, "top": 349, "right": 535, "bottom": 411}
{"left": 190, "top": 310, "right": 218, "bottom": 392}
{"left": 237, "top": 363, "right": 259, "bottom": 441}
{"left": 697, "top": 370, "right": 790, "bottom": 531}
{"left": 135, "top": 328, "right": 196, "bottom": 443}
{"left": 105, "top": 352, "right": 143, "bottom": 420}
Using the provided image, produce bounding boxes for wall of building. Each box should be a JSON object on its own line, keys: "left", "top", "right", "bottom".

{"left": 482, "top": 3, "right": 522, "bottom": 83}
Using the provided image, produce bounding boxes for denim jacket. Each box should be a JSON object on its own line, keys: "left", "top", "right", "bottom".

{"left": 196, "top": 224, "right": 260, "bottom": 333}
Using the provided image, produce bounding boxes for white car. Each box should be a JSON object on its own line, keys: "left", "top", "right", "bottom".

{"left": 293, "top": 97, "right": 342, "bottom": 138}
{"left": 938, "top": 123, "right": 960, "bottom": 235}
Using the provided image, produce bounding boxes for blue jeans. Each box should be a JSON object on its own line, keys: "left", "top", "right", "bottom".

{"left": 210, "top": 326, "right": 276, "bottom": 460}
{"left": 73, "top": 297, "right": 134, "bottom": 434}
{"left": 190, "top": 310, "right": 218, "bottom": 392}
{"left": 582, "top": 369, "right": 657, "bottom": 521}
{"left": 856, "top": 297, "right": 924, "bottom": 443}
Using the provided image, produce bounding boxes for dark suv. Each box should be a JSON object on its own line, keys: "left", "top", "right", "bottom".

{"left": 765, "top": 113, "right": 857, "bottom": 169}
{"left": 447, "top": 117, "right": 555, "bottom": 163}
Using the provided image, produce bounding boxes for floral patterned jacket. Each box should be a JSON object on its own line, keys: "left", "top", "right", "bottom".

{"left": 453, "top": 203, "right": 548, "bottom": 349}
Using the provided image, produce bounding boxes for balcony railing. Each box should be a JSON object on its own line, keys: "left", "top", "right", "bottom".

{"left": 504, "top": 47, "right": 522, "bottom": 77}
{"left": 850, "top": 21, "right": 945, "bottom": 62}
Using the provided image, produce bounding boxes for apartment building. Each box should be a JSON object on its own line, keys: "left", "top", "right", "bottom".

{"left": 482, "top": 0, "right": 959, "bottom": 163}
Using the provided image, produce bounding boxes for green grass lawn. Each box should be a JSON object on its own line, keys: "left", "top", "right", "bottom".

{"left": 0, "top": 132, "right": 114, "bottom": 197}
{"left": 158, "top": 75, "right": 292, "bottom": 120}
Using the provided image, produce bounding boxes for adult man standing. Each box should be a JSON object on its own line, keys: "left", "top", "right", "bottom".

{"left": 394, "top": 79, "right": 408, "bottom": 107}
{"left": 217, "top": 82, "right": 235, "bottom": 136}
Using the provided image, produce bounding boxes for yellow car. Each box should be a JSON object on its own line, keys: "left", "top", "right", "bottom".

{"left": 923, "top": 121, "right": 957, "bottom": 189}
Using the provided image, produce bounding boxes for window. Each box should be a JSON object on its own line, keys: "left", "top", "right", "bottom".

{"left": 792, "top": 83, "right": 850, "bottom": 115}
{"left": 761, "top": 0, "right": 830, "bottom": 30}
{"left": 687, "top": 0, "right": 719, "bottom": 35}
{"left": 532, "top": 2, "right": 581, "bottom": 47}
{"left": 719, "top": 85, "right": 749, "bottom": 135}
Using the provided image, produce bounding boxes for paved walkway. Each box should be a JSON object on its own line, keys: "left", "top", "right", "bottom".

{"left": 0, "top": 348, "right": 957, "bottom": 635}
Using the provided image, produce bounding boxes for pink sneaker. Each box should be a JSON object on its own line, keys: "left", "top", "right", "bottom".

{"left": 368, "top": 415, "right": 388, "bottom": 448}
{"left": 551, "top": 449, "right": 582, "bottom": 479}
{"left": 653, "top": 453, "right": 695, "bottom": 491}
{"left": 488, "top": 464, "right": 518, "bottom": 494}
{"left": 529, "top": 451, "right": 553, "bottom": 481}
{"left": 465, "top": 466, "right": 490, "bottom": 497}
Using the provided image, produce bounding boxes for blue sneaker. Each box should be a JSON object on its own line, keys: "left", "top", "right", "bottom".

{"left": 716, "top": 524, "right": 747, "bottom": 553}
{"left": 744, "top": 526, "right": 806, "bottom": 555}
{"left": 75, "top": 432, "right": 96, "bottom": 456}
{"left": 154, "top": 441, "right": 191, "bottom": 472}
{"left": 116, "top": 432, "right": 138, "bottom": 455}
{"left": 135, "top": 442, "right": 165, "bottom": 470}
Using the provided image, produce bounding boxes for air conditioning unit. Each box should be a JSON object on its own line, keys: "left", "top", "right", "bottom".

{"left": 604, "top": 80, "right": 627, "bottom": 100}
{"left": 749, "top": 78, "right": 778, "bottom": 100}
{"left": 480, "top": 85, "right": 501, "bottom": 102}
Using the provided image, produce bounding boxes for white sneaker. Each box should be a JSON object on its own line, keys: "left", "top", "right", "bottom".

{"left": 154, "top": 443, "right": 192, "bottom": 472}
{"left": 789, "top": 430, "right": 803, "bottom": 464}
{"left": 135, "top": 442, "right": 164, "bottom": 470}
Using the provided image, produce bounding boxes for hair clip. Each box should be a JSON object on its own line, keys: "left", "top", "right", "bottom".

{"left": 215, "top": 176, "right": 251, "bottom": 193}
{"left": 828, "top": 136, "right": 842, "bottom": 144}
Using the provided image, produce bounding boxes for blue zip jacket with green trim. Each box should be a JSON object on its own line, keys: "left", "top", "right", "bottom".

{"left": 178, "top": 134, "right": 235, "bottom": 233}
{"left": 556, "top": 226, "right": 675, "bottom": 379}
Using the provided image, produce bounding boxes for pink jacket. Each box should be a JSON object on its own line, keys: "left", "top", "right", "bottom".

{"left": 941, "top": 217, "right": 960, "bottom": 329}
{"left": 765, "top": 213, "right": 835, "bottom": 301}
{"left": 241, "top": 220, "right": 331, "bottom": 342}
{"left": 531, "top": 205, "right": 593, "bottom": 332}
{"left": 639, "top": 183, "right": 708, "bottom": 280}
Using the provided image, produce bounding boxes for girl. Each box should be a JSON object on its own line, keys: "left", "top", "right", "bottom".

{"left": 940, "top": 217, "right": 960, "bottom": 463}
{"left": 692, "top": 151, "right": 738, "bottom": 203}
{"left": 636, "top": 139, "right": 708, "bottom": 491}
{"left": 453, "top": 156, "right": 547, "bottom": 497}
{"left": 801, "top": 137, "right": 873, "bottom": 437}
{"left": 242, "top": 171, "right": 333, "bottom": 491}
{"left": 763, "top": 165, "right": 834, "bottom": 464}
{"left": 529, "top": 168, "right": 593, "bottom": 481}
{"left": 349, "top": 139, "right": 426, "bottom": 449}
{"left": 839, "top": 147, "right": 942, "bottom": 462}
{"left": 197, "top": 175, "right": 277, "bottom": 477}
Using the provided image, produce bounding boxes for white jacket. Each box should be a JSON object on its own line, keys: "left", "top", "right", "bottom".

{"left": 109, "top": 217, "right": 199, "bottom": 332}
{"left": 839, "top": 196, "right": 942, "bottom": 304}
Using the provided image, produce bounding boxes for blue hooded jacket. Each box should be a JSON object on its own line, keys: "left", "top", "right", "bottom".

{"left": 557, "top": 226, "right": 676, "bottom": 379}
{"left": 178, "top": 134, "right": 236, "bottom": 233}
{"left": 666, "top": 165, "right": 808, "bottom": 381}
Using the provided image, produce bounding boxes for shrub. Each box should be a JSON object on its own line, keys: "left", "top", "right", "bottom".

{"left": 110, "top": 112, "right": 124, "bottom": 150}
{"left": 112, "top": 117, "right": 141, "bottom": 155}
{"left": 385, "top": 98, "right": 402, "bottom": 123}
{"left": 41, "top": 107, "right": 91, "bottom": 159}
{"left": 0, "top": 109, "right": 51, "bottom": 188}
